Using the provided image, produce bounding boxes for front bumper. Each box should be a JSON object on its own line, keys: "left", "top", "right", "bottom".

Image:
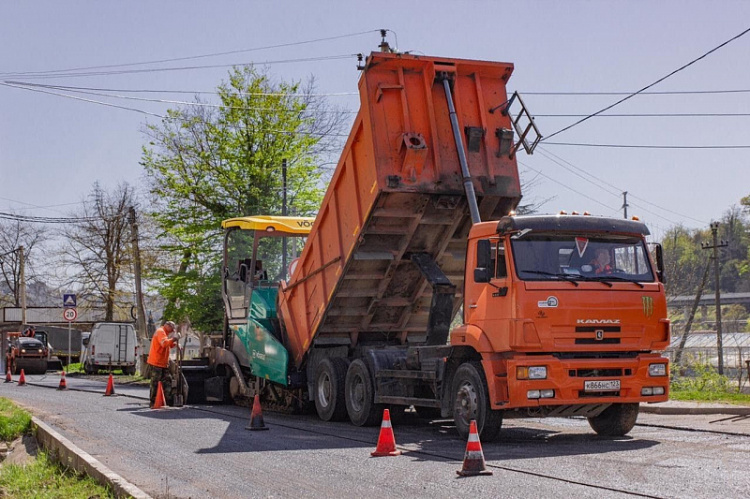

{"left": 498, "top": 353, "right": 669, "bottom": 409}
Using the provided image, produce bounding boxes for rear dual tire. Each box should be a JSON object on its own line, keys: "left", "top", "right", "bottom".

{"left": 314, "top": 357, "right": 349, "bottom": 422}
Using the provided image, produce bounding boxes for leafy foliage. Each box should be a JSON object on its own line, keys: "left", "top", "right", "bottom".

{"left": 141, "top": 66, "right": 346, "bottom": 331}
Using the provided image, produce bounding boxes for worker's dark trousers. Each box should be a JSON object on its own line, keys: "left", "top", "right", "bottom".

{"left": 149, "top": 366, "right": 174, "bottom": 407}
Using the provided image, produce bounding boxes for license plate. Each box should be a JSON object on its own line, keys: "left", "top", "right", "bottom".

{"left": 584, "top": 380, "right": 620, "bottom": 392}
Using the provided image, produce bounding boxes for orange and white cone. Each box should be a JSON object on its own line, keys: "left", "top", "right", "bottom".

{"left": 57, "top": 371, "right": 68, "bottom": 390}
{"left": 4, "top": 367, "right": 11, "bottom": 383}
{"left": 17, "top": 369, "right": 26, "bottom": 386}
{"left": 371, "top": 408, "right": 401, "bottom": 457}
{"left": 457, "top": 420, "right": 493, "bottom": 476}
{"left": 152, "top": 381, "right": 166, "bottom": 409}
{"left": 246, "top": 394, "right": 269, "bottom": 431}
{"left": 103, "top": 373, "right": 115, "bottom": 396}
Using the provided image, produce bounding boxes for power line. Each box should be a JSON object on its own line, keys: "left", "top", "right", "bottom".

{"left": 0, "top": 54, "right": 357, "bottom": 81}
{"left": 523, "top": 89, "right": 750, "bottom": 96}
{"left": 2, "top": 82, "right": 358, "bottom": 97}
{"left": 0, "top": 212, "right": 103, "bottom": 224}
{"left": 537, "top": 112, "right": 750, "bottom": 118}
{"left": 3, "top": 81, "right": 358, "bottom": 114}
{"left": 517, "top": 160, "right": 618, "bottom": 212}
{"left": 1, "top": 82, "right": 352, "bottom": 137}
{"left": 542, "top": 26, "right": 750, "bottom": 141}
{"left": 0, "top": 81, "right": 166, "bottom": 118}
{"left": 537, "top": 147, "right": 707, "bottom": 226}
{"left": 544, "top": 142, "right": 750, "bottom": 149}
{"left": 0, "top": 30, "right": 379, "bottom": 77}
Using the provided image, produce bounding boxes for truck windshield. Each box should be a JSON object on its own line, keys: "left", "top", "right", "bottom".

{"left": 511, "top": 234, "right": 655, "bottom": 283}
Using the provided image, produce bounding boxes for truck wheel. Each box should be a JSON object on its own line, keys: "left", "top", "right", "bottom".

{"left": 345, "top": 359, "right": 382, "bottom": 426}
{"left": 587, "top": 403, "right": 639, "bottom": 436}
{"left": 314, "top": 357, "right": 348, "bottom": 421}
{"left": 84, "top": 361, "right": 94, "bottom": 375}
{"left": 452, "top": 361, "right": 503, "bottom": 442}
{"left": 124, "top": 366, "right": 136, "bottom": 376}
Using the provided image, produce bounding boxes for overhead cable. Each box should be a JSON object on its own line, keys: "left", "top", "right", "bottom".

{"left": 0, "top": 54, "right": 357, "bottom": 80}
{"left": 542, "top": 26, "right": 750, "bottom": 141}
{"left": 0, "top": 30, "right": 379, "bottom": 77}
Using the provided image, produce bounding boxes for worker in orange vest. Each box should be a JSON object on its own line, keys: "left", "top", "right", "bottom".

{"left": 147, "top": 320, "right": 181, "bottom": 407}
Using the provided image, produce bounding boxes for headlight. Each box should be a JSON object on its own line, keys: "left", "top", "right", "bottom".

{"left": 517, "top": 366, "right": 547, "bottom": 380}
{"left": 21, "top": 349, "right": 26, "bottom": 353}
{"left": 649, "top": 363, "right": 667, "bottom": 377}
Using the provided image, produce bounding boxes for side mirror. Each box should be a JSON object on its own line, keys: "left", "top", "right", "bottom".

{"left": 474, "top": 267, "right": 491, "bottom": 283}
{"left": 654, "top": 243, "right": 666, "bottom": 284}
{"left": 82, "top": 337, "right": 90, "bottom": 346}
{"left": 475, "top": 239, "right": 492, "bottom": 283}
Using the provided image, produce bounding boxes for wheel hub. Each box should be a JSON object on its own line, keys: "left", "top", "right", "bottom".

{"left": 455, "top": 382, "right": 478, "bottom": 426}
{"left": 318, "top": 372, "right": 332, "bottom": 408}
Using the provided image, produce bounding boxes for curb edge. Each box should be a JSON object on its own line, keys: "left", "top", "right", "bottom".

{"left": 32, "top": 416, "right": 151, "bottom": 499}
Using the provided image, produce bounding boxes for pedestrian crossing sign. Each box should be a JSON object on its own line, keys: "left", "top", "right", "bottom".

{"left": 63, "top": 294, "right": 77, "bottom": 308}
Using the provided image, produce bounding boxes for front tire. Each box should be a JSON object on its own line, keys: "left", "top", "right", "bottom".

{"left": 314, "top": 357, "right": 349, "bottom": 421}
{"left": 588, "top": 403, "right": 639, "bottom": 436}
{"left": 452, "top": 361, "right": 503, "bottom": 442}
{"left": 345, "top": 359, "right": 382, "bottom": 426}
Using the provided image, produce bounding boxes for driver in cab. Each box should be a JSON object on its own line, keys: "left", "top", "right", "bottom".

{"left": 590, "top": 248, "right": 613, "bottom": 275}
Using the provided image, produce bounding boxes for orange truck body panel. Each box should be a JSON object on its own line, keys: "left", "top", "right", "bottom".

{"left": 278, "top": 52, "right": 522, "bottom": 368}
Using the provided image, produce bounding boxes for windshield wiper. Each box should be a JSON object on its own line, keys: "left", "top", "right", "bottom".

{"left": 588, "top": 275, "right": 645, "bottom": 288}
{"left": 520, "top": 270, "right": 579, "bottom": 287}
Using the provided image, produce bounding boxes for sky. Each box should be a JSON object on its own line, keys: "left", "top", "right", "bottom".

{"left": 2, "top": 1, "right": 750, "bottom": 243}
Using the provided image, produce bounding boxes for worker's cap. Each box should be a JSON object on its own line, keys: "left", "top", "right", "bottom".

{"left": 164, "top": 321, "right": 176, "bottom": 330}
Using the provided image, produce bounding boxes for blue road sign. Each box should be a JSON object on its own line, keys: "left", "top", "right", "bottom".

{"left": 63, "top": 293, "right": 77, "bottom": 308}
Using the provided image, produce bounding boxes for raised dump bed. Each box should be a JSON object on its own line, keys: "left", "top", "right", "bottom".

{"left": 278, "top": 52, "right": 523, "bottom": 367}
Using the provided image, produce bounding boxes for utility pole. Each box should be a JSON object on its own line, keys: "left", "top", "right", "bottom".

{"left": 701, "top": 221, "right": 727, "bottom": 375}
{"left": 128, "top": 207, "right": 148, "bottom": 342}
{"left": 674, "top": 259, "right": 711, "bottom": 366}
{"left": 282, "top": 158, "right": 288, "bottom": 281}
{"left": 622, "top": 192, "right": 629, "bottom": 219}
{"left": 19, "top": 246, "right": 26, "bottom": 325}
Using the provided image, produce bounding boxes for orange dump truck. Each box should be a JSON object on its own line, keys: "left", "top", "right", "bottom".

{"left": 191, "top": 50, "right": 670, "bottom": 440}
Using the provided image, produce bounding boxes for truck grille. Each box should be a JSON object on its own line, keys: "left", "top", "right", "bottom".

{"left": 575, "top": 326, "right": 621, "bottom": 333}
{"left": 579, "top": 390, "right": 621, "bottom": 398}
{"left": 575, "top": 338, "right": 620, "bottom": 345}
{"left": 569, "top": 368, "right": 629, "bottom": 377}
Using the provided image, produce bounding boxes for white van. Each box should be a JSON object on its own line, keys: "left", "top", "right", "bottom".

{"left": 82, "top": 322, "right": 138, "bottom": 375}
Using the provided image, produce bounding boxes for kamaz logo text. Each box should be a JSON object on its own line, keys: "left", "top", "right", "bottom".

{"left": 576, "top": 319, "right": 621, "bottom": 324}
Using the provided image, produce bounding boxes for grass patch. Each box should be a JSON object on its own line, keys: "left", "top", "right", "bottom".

{"left": 0, "top": 399, "right": 113, "bottom": 498}
{"left": 671, "top": 360, "right": 750, "bottom": 405}
{"left": 670, "top": 390, "right": 750, "bottom": 404}
{"left": 0, "top": 398, "right": 31, "bottom": 442}
{"left": 0, "top": 451, "right": 113, "bottom": 498}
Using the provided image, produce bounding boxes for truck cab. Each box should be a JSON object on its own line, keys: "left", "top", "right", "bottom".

{"left": 454, "top": 214, "right": 670, "bottom": 437}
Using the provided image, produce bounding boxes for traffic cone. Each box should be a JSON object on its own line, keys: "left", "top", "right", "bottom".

{"left": 457, "top": 420, "right": 493, "bottom": 476}
{"left": 57, "top": 371, "right": 68, "bottom": 390}
{"left": 152, "top": 381, "right": 166, "bottom": 409}
{"left": 18, "top": 369, "right": 26, "bottom": 386}
{"left": 245, "top": 394, "right": 269, "bottom": 431}
{"left": 371, "top": 408, "right": 401, "bottom": 457}
{"left": 104, "top": 373, "right": 115, "bottom": 396}
{"left": 4, "top": 367, "right": 11, "bottom": 383}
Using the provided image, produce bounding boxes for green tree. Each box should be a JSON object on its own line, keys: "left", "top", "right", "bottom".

{"left": 141, "top": 66, "right": 346, "bottom": 331}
